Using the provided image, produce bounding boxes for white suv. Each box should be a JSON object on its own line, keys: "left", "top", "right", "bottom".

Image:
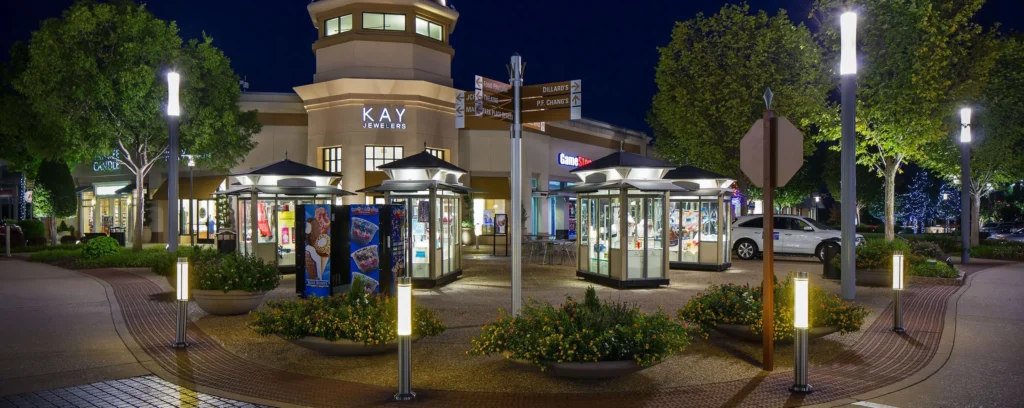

{"left": 731, "top": 215, "right": 865, "bottom": 262}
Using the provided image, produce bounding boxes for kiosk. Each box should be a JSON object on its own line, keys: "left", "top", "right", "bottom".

{"left": 663, "top": 166, "right": 735, "bottom": 271}
{"left": 359, "top": 151, "right": 480, "bottom": 288}
{"left": 561, "top": 152, "right": 695, "bottom": 289}
{"left": 216, "top": 159, "right": 354, "bottom": 268}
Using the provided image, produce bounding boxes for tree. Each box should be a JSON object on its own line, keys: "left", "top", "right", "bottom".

{"left": 812, "top": 0, "right": 987, "bottom": 240}
{"left": 897, "top": 171, "right": 933, "bottom": 234}
{"left": 33, "top": 160, "right": 78, "bottom": 244}
{"left": 15, "top": 1, "right": 261, "bottom": 250}
{"left": 649, "top": 4, "right": 832, "bottom": 215}
{"left": 922, "top": 37, "right": 1024, "bottom": 245}
{"left": 822, "top": 150, "right": 882, "bottom": 224}
{"left": 935, "top": 182, "right": 961, "bottom": 232}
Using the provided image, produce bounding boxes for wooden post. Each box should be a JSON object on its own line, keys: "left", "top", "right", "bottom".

{"left": 762, "top": 109, "right": 777, "bottom": 371}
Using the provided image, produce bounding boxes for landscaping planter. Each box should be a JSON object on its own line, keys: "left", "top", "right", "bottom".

{"left": 856, "top": 268, "right": 890, "bottom": 287}
{"left": 461, "top": 227, "right": 475, "bottom": 246}
{"left": 193, "top": 289, "right": 267, "bottom": 316}
{"left": 713, "top": 323, "right": 840, "bottom": 343}
{"left": 284, "top": 335, "right": 421, "bottom": 357}
{"left": 545, "top": 360, "right": 645, "bottom": 379}
{"left": 908, "top": 272, "right": 965, "bottom": 287}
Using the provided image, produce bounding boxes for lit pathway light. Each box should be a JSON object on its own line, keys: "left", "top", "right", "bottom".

{"left": 172, "top": 257, "right": 190, "bottom": 348}
{"left": 395, "top": 277, "right": 414, "bottom": 401}
{"left": 892, "top": 251, "right": 906, "bottom": 334}
{"left": 791, "top": 271, "right": 812, "bottom": 393}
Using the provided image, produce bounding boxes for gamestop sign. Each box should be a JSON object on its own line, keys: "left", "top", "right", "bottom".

{"left": 362, "top": 106, "right": 407, "bottom": 130}
{"left": 557, "top": 153, "right": 592, "bottom": 168}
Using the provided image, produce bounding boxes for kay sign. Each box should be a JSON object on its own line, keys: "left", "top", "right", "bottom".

{"left": 362, "top": 106, "right": 408, "bottom": 130}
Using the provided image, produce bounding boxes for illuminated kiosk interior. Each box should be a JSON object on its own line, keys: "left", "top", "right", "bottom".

{"left": 217, "top": 159, "right": 354, "bottom": 268}
{"left": 663, "top": 166, "right": 735, "bottom": 271}
{"left": 561, "top": 151, "right": 695, "bottom": 289}
{"left": 359, "top": 150, "right": 479, "bottom": 288}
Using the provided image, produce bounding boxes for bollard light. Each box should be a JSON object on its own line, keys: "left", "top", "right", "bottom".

{"left": 4, "top": 225, "right": 10, "bottom": 258}
{"left": 892, "top": 252, "right": 906, "bottom": 334}
{"left": 172, "top": 257, "right": 190, "bottom": 348}
{"left": 395, "top": 277, "right": 415, "bottom": 401}
{"left": 167, "top": 72, "right": 181, "bottom": 117}
{"left": 791, "top": 271, "right": 812, "bottom": 393}
{"left": 840, "top": 12, "right": 858, "bottom": 75}
{"left": 960, "top": 107, "right": 972, "bottom": 143}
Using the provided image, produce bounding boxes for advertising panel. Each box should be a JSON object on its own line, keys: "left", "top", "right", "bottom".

{"left": 350, "top": 205, "right": 382, "bottom": 294}
{"left": 495, "top": 214, "right": 507, "bottom": 235}
{"left": 303, "top": 205, "right": 332, "bottom": 298}
{"left": 390, "top": 205, "right": 407, "bottom": 296}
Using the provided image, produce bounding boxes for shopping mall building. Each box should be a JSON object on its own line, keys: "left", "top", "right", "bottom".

{"left": 69, "top": 0, "right": 650, "bottom": 252}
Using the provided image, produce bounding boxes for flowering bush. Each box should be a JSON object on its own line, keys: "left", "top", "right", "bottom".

{"left": 191, "top": 248, "right": 279, "bottom": 293}
{"left": 677, "top": 274, "right": 869, "bottom": 341}
{"left": 909, "top": 240, "right": 945, "bottom": 260}
{"left": 468, "top": 287, "right": 691, "bottom": 369}
{"left": 247, "top": 277, "right": 445, "bottom": 345}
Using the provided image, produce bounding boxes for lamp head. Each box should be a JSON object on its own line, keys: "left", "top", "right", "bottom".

{"left": 840, "top": 12, "right": 858, "bottom": 75}
{"left": 397, "top": 277, "right": 412, "bottom": 336}
{"left": 793, "top": 271, "right": 809, "bottom": 329}
{"left": 176, "top": 257, "right": 189, "bottom": 301}
{"left": 892, "top": 251, "right": 905, "bottom": 290}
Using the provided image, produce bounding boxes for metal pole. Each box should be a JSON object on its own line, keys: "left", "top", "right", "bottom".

{"left": 5, "top": 225, "right": 10, "bottom": 258}
{"left": 510, "top": 53, "right": 523, "bottom": 316}
{"left": 960, "top": 142, "right": 971, "bottom": 264}
{"left": 762, "top": 108, "right": 776, "bottom": 371}
{"left": 395, "top": 277, "right": 414, "bottom": 401}
{"left": 168, "top": 116, "right": 180, "bottom": 253}
{"left": 189, "top": 164, "right": 194, "bottom": 247}
{"left": 791, "top": 328, "right": 811, "bottom": 392}
{"left": 840, "top": 74, "right": 857, "bottom": 300}
{"left": 892, "top": 290, "right": 905, "bottom": 333}
{"left": 173, "top": 300, "right": 188, "bottom": 347}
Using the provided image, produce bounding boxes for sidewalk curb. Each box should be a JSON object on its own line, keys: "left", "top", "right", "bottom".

{"left": 806, "top": 264, "right": 1004, "bottom": 408}
{"left": 91, "top": 267, "right": 306, "bottom": 408}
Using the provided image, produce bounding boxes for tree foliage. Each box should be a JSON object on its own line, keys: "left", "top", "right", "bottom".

{"left": 822, "top": 150, "right": 881, "bottom": 222}
{"left": 650, "top": 4, "right": 832, "bottom": 210}
{"left": 14, "top": 0, "right": 261, "bottom": 249}
{"left": 32, "top": 160, "right": 78, "bottom": 244}
{"left": 812, "top": 0, "right": 987, "bottom": 240}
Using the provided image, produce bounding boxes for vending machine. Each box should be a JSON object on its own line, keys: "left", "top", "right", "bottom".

{"left": 295, "top": 204, "right": 406, "bottom": 298}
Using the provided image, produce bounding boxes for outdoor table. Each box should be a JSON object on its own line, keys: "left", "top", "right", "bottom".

{"left": 540, "top": 239, "right": 575, "bottom": 265}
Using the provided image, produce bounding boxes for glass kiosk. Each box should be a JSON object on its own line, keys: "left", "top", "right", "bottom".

{"left": 663, "top": 166, "right": 736, "bottom": 271}
{"left": 561, "top": 151, "right": 693, "bottom": 289}
{"left": 216, "top": 159, "right": 354, "bottom": 269}
{"left": 359, "top": 150, "right": 480, "bottom": 288}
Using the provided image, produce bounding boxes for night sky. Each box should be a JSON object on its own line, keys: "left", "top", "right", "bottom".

{"left": 3, "top": 0, "right": 1022, "bottom": 134}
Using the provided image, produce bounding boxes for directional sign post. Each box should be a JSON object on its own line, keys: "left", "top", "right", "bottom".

{"left": 740, "top": 91, "right": 805, "bottom": 372}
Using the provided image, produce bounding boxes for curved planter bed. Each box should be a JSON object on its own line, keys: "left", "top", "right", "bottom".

{"left": 284, "top": 335, "right": 422, "bottom": 357}
{"left": 545, "top": 360, "right": 645, "bottom": 379}
{"left": 193, "top": 290, "right": 267, "bottom": 316}
{"left": 713, "top": 323, "right": 839, "bottom": 343}
{"left": 856, "top": 269, "right": 890, "bottom": 287}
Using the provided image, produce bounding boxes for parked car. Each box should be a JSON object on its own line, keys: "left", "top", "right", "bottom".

{"left": 731, "top": 215, "right": 866, "bottom": 262}
{"left": 989, "top": 228, "right": 1024, "bottom": 242}
{"left": 981, "top": 222, "right": 1015, "bottom": 233}
{"left": 0, "top": 220, "right": 25, "bottom": 248}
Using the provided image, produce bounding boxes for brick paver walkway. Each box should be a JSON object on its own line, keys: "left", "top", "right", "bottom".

{"left": 0, "top": 375, "right": 264, "bottom": 408}
{"left": 84, "top": 268, "right": 960, "bottom": 408}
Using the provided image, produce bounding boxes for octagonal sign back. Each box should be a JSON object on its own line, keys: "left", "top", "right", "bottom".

{"left": 740, "top": 117, "right": 804, "bottom": 188}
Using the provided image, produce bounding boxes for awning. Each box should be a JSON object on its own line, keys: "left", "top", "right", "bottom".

{"left": 557, "top": 180, "right": 694, "bottom": 194}
{"left": 470, "top": 176, "right": 510, "bottom": 200}
{"left": 153, "top": 176, "right": 226, "bottom": 200}
{"left": 215, "top": 185, "right": 356, "bottom": 196}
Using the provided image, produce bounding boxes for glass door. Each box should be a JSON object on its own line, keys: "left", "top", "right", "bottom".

{"left": 410, "top": 198, "right": 430, "bottom": 278}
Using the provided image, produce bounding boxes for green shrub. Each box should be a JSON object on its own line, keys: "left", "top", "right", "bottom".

{"left": 909, "top": 240, "right": 945, "bottom": 259}
{"left": 81, "top": 236, "right": 121, "bottom": 259}
{"left": 912, "top": 261, "right": 960, "bottom": 278}
{"left": 78, "top": 248, "right": 175, "bottom": 272}
{"left": 677, "top": 274, "right": 869, "bottom": 341}
{"left": 247, "top": 276, "right": 445, "bottom": 345}
{"left": 905, "top": 234, "right": 961, "bottom": 254}
{"left": 469, "top": 286, "right": 691, "bottom": 368}
{"left": 11, "top": 243, "right": 83, "bottom": 253}
{"left": 192, "top": 250, "right": 280, "bottom": 293}
{"left": 971, "top": 243, "right": 1024, "bottom": 260}
{"left": 17, "top": 219, "right": 45, "bottom": 242}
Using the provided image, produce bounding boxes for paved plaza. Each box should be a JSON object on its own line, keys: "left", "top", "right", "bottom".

{"left": 1, "top": 253, "right": 1021, "bottom": 407}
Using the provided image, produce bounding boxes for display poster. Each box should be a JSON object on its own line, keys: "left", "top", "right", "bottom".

{"left": 418, "top": 200, "right": 430, "bottom": 223}
{"left": 350, "top": 205, "right": 382, "bottom": 294}
{"left": 390, "top": 205, "right": 407, "bottom": 296}
{"left": 303, "top": 205, "right": 332, "bottom": 298}
{"left": 568, "top": 201, "right": 577, "bottom": 239}
{"left": 257, "top": 201, "right": 275, "bottom": 243}
{"left": 495, "top": 214, "right": 507, "bottom": 235}
{"left": 279, "top": 204, "right": 295, "bottom": 246}
{"left": 669, "top": 208, "right": 681, "bottom": 247}
{"left": 483, "top": 210, "right": 494, "bottom": 228}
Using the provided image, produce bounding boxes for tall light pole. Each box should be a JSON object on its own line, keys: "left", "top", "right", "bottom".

{"left": 509, "top": 54, "right": 523, "bottom": 316}
{"left": 188, "top": 156, "right": 195, "bottom": 247}
{"left": 960, "top": 107, "right": 972, "bottom": 264}
{"left": 840, "top": 11, "right": 858, "bottom": 300}
{"left": 167, "top": 72, "right": 181, "bottom": 253}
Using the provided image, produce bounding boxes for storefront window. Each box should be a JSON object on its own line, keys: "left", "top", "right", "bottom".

{"left": 277, "top": 202, "right": 296, "bottom": 267}
{"left": 321, "top": 146, "right": 343, "bottom": 173}
{"left": 410, "top": 198, "right": 430, "bottom": 278}
{"left": 701, "top": 199, "right": 719, "bottom": 242}
{"left": 426, "top": 147, "right": 447, "bottom": 162}
{"left": 670, "top": 200, "right": 700, "bottom": 263}
{"left": 365, "top": 145, "right": 404, "bottom": 171}
{"left": 415, "top": 17, "right": 443, "bottom": 41}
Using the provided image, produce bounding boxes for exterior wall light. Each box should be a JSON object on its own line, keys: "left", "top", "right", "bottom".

{"left": 791, "top": 271, "right": 812, "bottom": 393}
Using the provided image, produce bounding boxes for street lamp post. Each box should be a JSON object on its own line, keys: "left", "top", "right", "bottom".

{"left": 840, "top": 11, "right": 858, "bottom": 300}
{"left": 188, "top": 156, "right": 195, "bottom": 247}
{"left": 943, "top": 193, "right": 950, "bottom": 233}
{"left": 395, "top": 277, "right": 414, "bottom": 401}
{"left": 960, "top": 108, "right": 971, "bottom": 264}
{"left": 167, "top": 72, "right": 181, "bottom": 253}
{"left": 892, "top": 251, "right": 905, "bottom": 333}
{"left": 791, "top": 271, "right": 812, "bottom": 393}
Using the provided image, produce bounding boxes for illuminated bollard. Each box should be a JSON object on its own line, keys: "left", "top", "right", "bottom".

{"left": 791, "top": 271, "right": 812, "bottom": 393}
{"left": 172, "top": 257, "right": 190, "bottom": 348}
{"left": 892, "top": 251, "right": 906, "bottom": 334}
{"left": 395, "top": 277, "right": 415, "bottom": 401}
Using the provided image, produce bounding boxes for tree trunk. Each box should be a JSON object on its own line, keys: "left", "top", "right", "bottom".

{"left": 49, "top": 215, "right": 58, "bottom": 245}
{"left": 971, "top": 192, "right": 981, "bottom": 247}
{"left": 133, "top": 171, "right": 145, "bottom": 251}
{"left": 855, "top": 201, "right": 864, "bottom": 226}
{"left": 882, "top": 159, "right": 898, "bottom": 241}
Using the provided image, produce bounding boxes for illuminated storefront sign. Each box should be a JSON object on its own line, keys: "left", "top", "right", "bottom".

{"left": 362, "top": 106, "right": 407, "bottom": 130}
{"left": 93, "top": 151, "right": 120, "bottom": 172}
{"left": 557, "top": 153, "right": 592, "bottom": 168}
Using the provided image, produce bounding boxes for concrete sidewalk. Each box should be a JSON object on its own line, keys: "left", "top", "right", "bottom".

{"left": 839, "top": 262, "right": 1024, "bottom": 408}
{"left": 0, "top": 260, "right": 149, "bottom": 396}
